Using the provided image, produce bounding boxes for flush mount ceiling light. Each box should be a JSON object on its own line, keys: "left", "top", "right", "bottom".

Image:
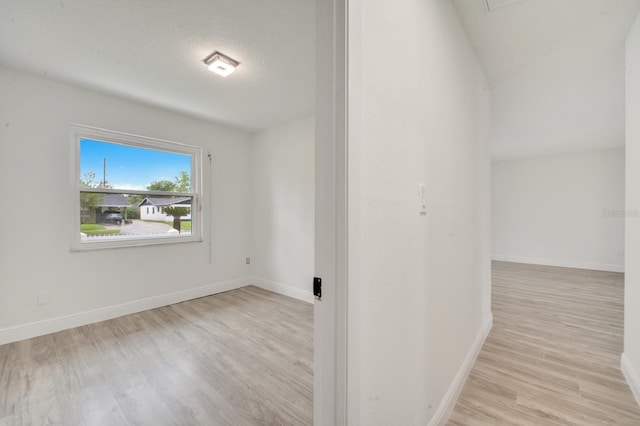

{"left": 203, "top": 51, "right": 240, "bottom": 77}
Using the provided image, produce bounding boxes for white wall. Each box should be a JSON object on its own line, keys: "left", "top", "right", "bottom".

{"left": 491, "top": 40, "right": 625, "bottom": 160}
{"left": 492, "top": 148, "right": 625, "bottom": 272}
{"left": 0, "top": 66, "right": 252, "bottom": 340}
{"left": 250, "top": 115, "right": 315, "bottom": 302}
{"left": 623, "top": 10, "right": 640, "bottom": 408}
{"left": 348, "top": 1, "right": 492, "bottom": 424}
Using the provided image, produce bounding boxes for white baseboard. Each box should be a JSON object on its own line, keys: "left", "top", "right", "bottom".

{"left": 492, "top": 255, "right": 624, "bottom": 273}
{"left": 622, "top": 353, "right": 640, "bottom": 408}
{"left": 251, "top": 277, "right": 315, "bottom": 304}
{"left": 0, "top": 277, "right": 250, "bottom": 346}
{"left": 429, "top": 314, "right": 493, "bottom": 426}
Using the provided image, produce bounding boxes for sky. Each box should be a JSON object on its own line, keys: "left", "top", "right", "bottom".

{"left": 80, "top": 139, "right": 191, "bottom": 191}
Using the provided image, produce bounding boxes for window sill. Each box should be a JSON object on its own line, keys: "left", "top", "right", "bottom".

{"left": 71, "top": 233, "right": 203, "bottom": 251}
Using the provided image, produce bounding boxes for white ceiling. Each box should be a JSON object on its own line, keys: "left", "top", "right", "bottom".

{"left": 452, "top": 0, "right": 640, "bottom": 88}
{"left": 3, "top": 0, "right": 639, "bottom": 157}
{"left": 0, "top": 0, "right": 315, "bottom": 132}
{"left": 453, "top": 0, "right": 640, "bottom": 159}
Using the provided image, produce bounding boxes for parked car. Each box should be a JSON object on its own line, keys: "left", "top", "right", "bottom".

{"left": 102, "top": 211, "right": 123, "bottom": 225}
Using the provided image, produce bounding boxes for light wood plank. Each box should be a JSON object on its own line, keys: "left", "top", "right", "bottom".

{"left": 0, "top": 286, "right": 313, "bottom": 425}
{"left": 449, "top": 261, "right": 640, "bottom": 425}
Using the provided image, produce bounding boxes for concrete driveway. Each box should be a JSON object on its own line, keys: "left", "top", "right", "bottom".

{"left": 104, "top": 220, "right": 173, "bottom": 236}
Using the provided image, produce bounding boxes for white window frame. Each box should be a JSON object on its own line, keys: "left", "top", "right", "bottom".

{"left": 71, "top": 124, "right": 202, "bottom": 250}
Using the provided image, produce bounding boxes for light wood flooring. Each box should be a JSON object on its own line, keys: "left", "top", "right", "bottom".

{"left": 0, "top": 286, "right": 313, "bottom": 426}
{"left": 449, "top": 261, "right": 640, "bottom": 425}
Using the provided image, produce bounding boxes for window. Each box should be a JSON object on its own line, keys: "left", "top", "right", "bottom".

{"left": 72, "top": 125, "right": 202, "bottom": 250}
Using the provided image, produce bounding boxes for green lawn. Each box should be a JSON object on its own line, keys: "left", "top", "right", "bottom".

{"left": 80, "top": 224, "right": 121, "bottom": 235}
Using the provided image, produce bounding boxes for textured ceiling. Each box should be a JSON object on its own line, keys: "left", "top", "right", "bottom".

{"left": 452, "top": 0, "right": 640, "bottom": 88}
{"left": 452, "top": 0, "right": 640, "bottom": 159}
{"left": 0, "top": 0, "right": 315, "bottom": 132}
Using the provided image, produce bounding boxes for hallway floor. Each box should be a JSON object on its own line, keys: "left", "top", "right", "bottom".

{"left": 449, "top": 261, "right": 640, "bottom": 425}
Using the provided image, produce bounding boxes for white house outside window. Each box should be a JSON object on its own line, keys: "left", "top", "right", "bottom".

{"left": 72, "top": 125, "right": 202, "bottom": 250}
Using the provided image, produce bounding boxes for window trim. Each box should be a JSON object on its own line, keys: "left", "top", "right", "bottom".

{"left": 71, "top": 124, "right": 203, "bottom": 251}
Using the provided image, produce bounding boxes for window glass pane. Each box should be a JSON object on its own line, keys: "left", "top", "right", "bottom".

{"left": 79, "top": 192, "right": 193, "bottom": 241}
{"left": 73, "top": 127, "right": 200, "bottom": 250}
{"left": 80, "top": 139, "right": 192, "bottom": 192}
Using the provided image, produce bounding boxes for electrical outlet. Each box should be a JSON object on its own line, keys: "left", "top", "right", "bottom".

{"left": 38, "top": 291, "right": 49, "bottom": 305}
{"left": 245, "top": 257, "right": 251, "bottom": 265}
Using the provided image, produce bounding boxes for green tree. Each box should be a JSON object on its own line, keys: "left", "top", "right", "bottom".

{"left": 163, "top": 206, "right": 190, "bottom": 232}
{"left": 146, "top": 172, "right": 190, "bottom": 193}
{"left": 79, "top": 171, "right": 104, "bottom": 224}
{"left": 127, "top": 194, "right": 144, "bottom": 208}
{"left": 147, "top": 180, "right": 176, "bottom": 191}
{"left": 146, "top": 172, "right": 191, "bottom": 231}
{"left": 174, "top": 171, "right": 190, "bottom": 192}
{"left": 81, "top": 171, "right": 111, "bottom": 189}
{"left": 122, "top": 206, "right": 140, "bottom": 219}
